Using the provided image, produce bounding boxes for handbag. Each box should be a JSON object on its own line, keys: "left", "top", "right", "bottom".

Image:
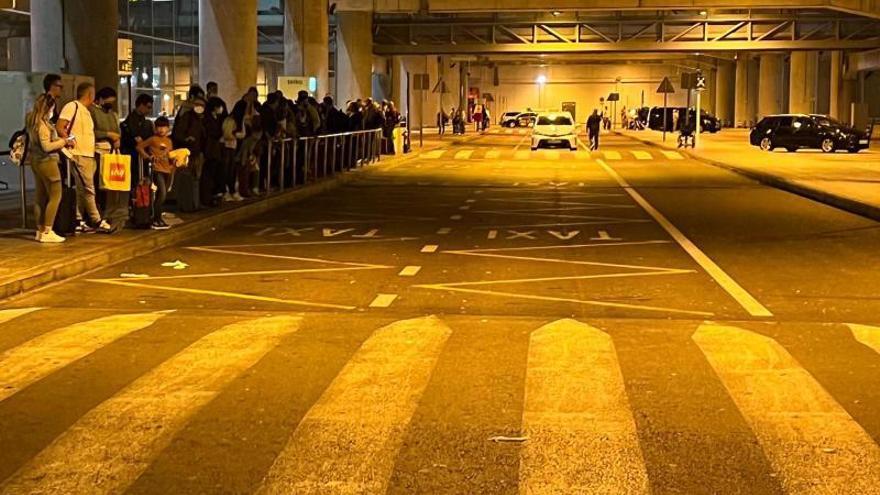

{"left": 99, "top": 151, "right": 132, "bottom": 191}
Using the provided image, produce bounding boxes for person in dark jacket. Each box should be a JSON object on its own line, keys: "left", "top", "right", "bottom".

{"left": 587, "top": 109, "right": 602, "bottom": 151}
{"left": 204, "top": 97, "right": 227, "bottom": 204}
{"left": 172, "top": 96, "right": 208, "bottom": 180}
{"left": 121, "top": 94, "right": 155, "bottom": 184}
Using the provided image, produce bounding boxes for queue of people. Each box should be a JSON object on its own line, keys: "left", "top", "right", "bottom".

{"left": 22, "top": 74, "right": 397, "bottom": 243}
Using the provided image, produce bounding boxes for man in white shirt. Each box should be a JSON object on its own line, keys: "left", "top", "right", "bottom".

{"left": 57, "top": 82, "right": 112, "bottom": 233}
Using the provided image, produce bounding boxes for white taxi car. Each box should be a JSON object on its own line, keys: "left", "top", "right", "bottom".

{"left": 531, "top": 112, "right": 577, "bottom": 151}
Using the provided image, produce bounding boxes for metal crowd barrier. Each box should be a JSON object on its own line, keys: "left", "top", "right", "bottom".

{"left": 264, "top": 128, "right": 383, "bottom": 193}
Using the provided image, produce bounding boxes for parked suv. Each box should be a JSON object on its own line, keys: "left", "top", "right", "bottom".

{"left": 750, "top": 114, "right": 869, "bottom": 153}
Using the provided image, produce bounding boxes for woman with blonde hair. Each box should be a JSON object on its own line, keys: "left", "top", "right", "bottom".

{"left": 27, "top": 93, "right": 69, "bottom": 243}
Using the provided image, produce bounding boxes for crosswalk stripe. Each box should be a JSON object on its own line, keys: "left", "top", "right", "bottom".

{"left": 661, "top": 150, "right": 685, "bottom": 160}
{"left": 848, "top": 323, "right": 880, "bottom": 355}
{"left": 632, "top": 150, "right": 652, "bottom": 160}
{"left": 257, "top": 316, "right": 452, "bottom": 494}
{"left": 514, "top": 150, "right": 531, "bottom": 160}
{"left": 520, "top": 319, "right": 649, "bottom": 494}
{"left": 504, "top": 129, "right": 513, "bottom": 134}
{"left": 575, "top": 150, "right": 591, "bottom": 160}
{"left": 485, "top": 149, "right": 502, "bottom": 159}
{"left": 454, "top": 150, "right": 474, "bottom": 160}
{"left": 422, "top": 149, "right": 445, "bottom": 159}
{"left": 693, "top": 323, "right": 880, "bottom": 494}
{"left": 0, "top": 315, "right": 300, "bottom": 495}
{"left": 0, "top": 312, "right": 169, "bottom": 403}
{"left": 0, "top": 307, "right": 41, "bottom": 326}
{"left": 603, "top": 150, "right": 622, "bottom": 160}
{"left": 544, "top": 150, "right": 560, "bottom": 161}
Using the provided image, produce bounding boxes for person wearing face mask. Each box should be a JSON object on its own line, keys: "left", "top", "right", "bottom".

{"left": 90, "top": 87, "right": 126, "bottom": 230}
{"left": 172, "top": 96, "right": 208, "bottom": 211}
{"left": 136, "top": 117, "right": 174, "bottom": 230}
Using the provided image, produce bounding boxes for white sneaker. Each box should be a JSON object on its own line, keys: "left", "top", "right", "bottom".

{"left": 223, "top": 192, "right": 234, "bottom": 202}
{"left": 35, "top": 231, "right": 42, "bottom": 242}
{"left": 232, "top": 192, "right": 244, "bottom": 202}
{"left": 39, "top": 231, "right": 66, "bottom": 243}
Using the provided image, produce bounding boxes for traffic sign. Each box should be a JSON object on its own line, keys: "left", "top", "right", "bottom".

{"left": 413, "top": 73, "right": 430, "bottom": 91}
{"left": 657, "top": 77, "right": 675, "bottom": 94}
{"left": 607, "top": 93, "right": 620, "bottom": 102}
{"left": 432, "top": 79, "right": 449, "bottom": 94}
{"left": 695, "top": 72, "right": 707, "bottom": 91}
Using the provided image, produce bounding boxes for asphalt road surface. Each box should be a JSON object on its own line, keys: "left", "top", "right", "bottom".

{"left": 2, "top": 131, "right": 880, "bottom": 494}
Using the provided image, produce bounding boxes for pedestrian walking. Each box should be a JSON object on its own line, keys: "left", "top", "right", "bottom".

{"left": 587, "top": 109, "right": 602, "bottom": 151}
{"left": 27, "top": 94, "right": 68, "bottom": 243}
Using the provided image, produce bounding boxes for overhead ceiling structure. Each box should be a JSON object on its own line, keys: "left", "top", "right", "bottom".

{"left": 372, "top": 9, "right": 880, "bottom": 54}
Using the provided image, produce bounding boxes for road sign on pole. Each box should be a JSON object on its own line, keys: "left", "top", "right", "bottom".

{"left": 695, "top": 70, "right": 705, "bottom": 148}
{"left": 656, "top": 77, "right": 675, "bottom": 142}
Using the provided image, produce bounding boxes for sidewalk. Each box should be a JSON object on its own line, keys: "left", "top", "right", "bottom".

{"left": 0, "top": 136, "right": 454, "bottom": 301}
{"left": 618, "top": 128, "right": 880, "bottom": 221}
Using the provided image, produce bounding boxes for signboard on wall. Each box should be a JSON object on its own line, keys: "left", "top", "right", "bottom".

{"left": 278, "top": 76, "right": 317, "bottom": 97}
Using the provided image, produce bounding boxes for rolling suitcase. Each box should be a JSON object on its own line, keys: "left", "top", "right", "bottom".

{"left": 132, "top": 157, "right": 152, "bottom": 228}
{"left": 174, "top": 167, "right": 199, "bottom": 213}
{"left": 54, "top": 158, "right": 78, "bottom": 235}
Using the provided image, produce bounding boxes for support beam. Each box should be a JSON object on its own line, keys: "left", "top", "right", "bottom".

{"left": 715, "top": 60, "right": 735, "bottom": 127}
{"left": 758, "top": 53, "right": 784, "bottom": 118}
{"left": 734, "top": 54, "right": 758, "bottom": 127}
{"left": 199, "top": 0, "right": 258, "bottom": 105}
{"left": 285, "top": 0, "right": 329, "bottom": 97}
{"left": 29, "top": 0, "right": 63, "bottom": 73}
{"left": 336, "top": 11, "right": 373, "bottom": 106}
{"left": 789, "top": 51, "right": 819, "bottom": 114}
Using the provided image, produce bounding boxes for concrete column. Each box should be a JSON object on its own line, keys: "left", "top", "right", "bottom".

{"left": 789, "top": 51, "right": 819, "bottom": 114}
{"left": 715, "top": 61, "right": 734, "bottom": 126}
{"left": 30, "top": 0, "right": 64, "bottom": 73}
{"left": 284, "top": 0, "right": 328, "bottom": 97}
{"left": 391, "top": 56, "right": 406, "bottom": 117}
{"left": 199, "top": 0, "right": 257, "bottom": 106}
{"left": 829, "top": 50, "right": 842, "bottom": 119}
{"left": 33, "top": 0, "right": 117, "bottom": 89}
{"left": 734, "top": 54, "right": 757, "bottom": 127}
{"left": 335, "top": 11, "right": 372, "bottom": 106}
{"left": 758, "top": 53, "right": 784, "bottom": 119}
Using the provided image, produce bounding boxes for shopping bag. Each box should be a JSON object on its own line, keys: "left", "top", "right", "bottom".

{"left": 99, "top": 152, "right": 132, "bottom": 191}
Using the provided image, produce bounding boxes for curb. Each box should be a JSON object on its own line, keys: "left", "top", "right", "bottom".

{"left": 0, "top": 150, "right": 430, "bottom": 301}
{"left": 616, "top": 131, "right": 880, "bottom": 223}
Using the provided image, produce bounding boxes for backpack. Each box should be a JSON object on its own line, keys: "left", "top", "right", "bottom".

{"left": 8, "top": 129, "right": 29, "bottom": 166}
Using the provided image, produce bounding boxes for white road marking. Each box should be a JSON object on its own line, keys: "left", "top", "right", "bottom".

{"left": 437, "top": 227, "right": 452, "bottom": 235}
{"left": 0, "top": 312, "right": 169, "bottom": 403}
{"left": 398, "top": 266, "right": 422, "bottom": 277}
{"left": 256, "top": 316, "right": 451, "bottom": 495}
{"left": 544, "top": 150, "right": 560, "bottom": 161}
{"left": 848, "top": 324, "right": 880, "bottom": 355}
{"left": 421, "top": 245, "right": 439, "bottom": 253}
{"left": 459, "top": 205, "right": 471, "bottom": 211}
{"left": 369, "top": 293, "right": 399, "bottom": 308}
{"left": 422, "top": 149, "right": 445, "bottom": 159}
{"left": 504, "top": 129, "right": 514, "bottom": 134}
{"left": 485, "top": 150, "right": 502, "bottom": 159}
{"left": 548, "top": 230, "right": 581, "bottom": 240}
{"left": 520, "top": 319, "right": 649, "bottom": 494}
{"left": 515, "top": 150, "right": 531, "bottom": 160}
{"left": 1, "top": 316, "right": 300, "bottom": 495}
{"left": 661, "top": 150, "right": 685, "bottom": 160}
{"left": 591, "top": 230, "right": 622, "bottom": 241}
{"left": 603, "top": 150, "right": 622, "bottom": 160}
{"left": 597, "top": 159, "right": 772, "bottom": 317}
{"left": 488, "top": 230, "right": 499, "bottom": 240}
{"left": 454, "top": 150, "right": 474, "bottom": 160}
{"left": 466, "top": 199, "right": 477, "bottom": 203}
{"left": 694, "top": 323, "right": 880, "bottom": 494}
{"left": 0, "top": 307, "right": 41, "bottom": 326}
{"left": 450, "top": 215, "right": 463, "bottom": 221}
{"left": 632, "top": 150, "right": 652, "bottom": 160}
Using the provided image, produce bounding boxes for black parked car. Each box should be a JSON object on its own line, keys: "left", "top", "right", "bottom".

{"left": 750, "top": 114, "right": 870, "bottom": 153}
{"left": 648, "top": 107, "right": 721, "bottom": 133}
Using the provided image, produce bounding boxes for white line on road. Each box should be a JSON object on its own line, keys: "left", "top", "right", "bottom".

{"left": 421, "top": 245, "right": 439, "bottom": 253}
{"left": 369, "top": 294, "right": 399, "bottom": 308}
{"left": 487, "top": 230, "right": 498, "bottom": 239}
{"left": 661, "top": 150, "right": 685, "bottom": 160}
{"left": 603, "top": 151, "right": 622, "bottom": 160}
{"left": 694, "top": 323, "right": 880, "bottom": 493}
{"left": 436, "top": 227, "right": 452, "bottom": 235}
{"left": 398, "top": 266, "right": 422, "bottom": 277}
{"left": 848, "top": 324, "right": 880, "bottom": 355}
{"left": 596, "top": 159, "right": 772, "bottom": 317}
{"left": 450, "top": 215, "right": 463, "bottom": 221}
{"left": 520, "top": 319, "right": 649, "bottom": 494}
{"left": 459, "top": 205, "right": 471, "bottom": 210}
{"left": 485, "top": 150, "right": 502, "bottom": 159}
{"left": 0, "top": 307, "right": 41, "bottom": 326}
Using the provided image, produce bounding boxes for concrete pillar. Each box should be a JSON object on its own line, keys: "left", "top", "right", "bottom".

{"left": 284, "top": 0, "right": 329, "bottom": 98}
{"left": 7, "top": 37, "right": 31, "bottom": 72}
{"left": 391, "top": 56, "right": 407, "bottom": 118}
{"left": 758, "top": 53, "right": 784, "bottom": 119}
{"left": 829, "top": 51, "right": 842, "bottom": 119}
{"left": 734, "top": 54, "right": 758, "bottom": 127}
{"left": 715, "top": 61, "right": 734, "bottom": 126}
{"left": 335, "top": 11, "right": 372, "bottom": 106}
{"left": 33, "top": 0, "right": 117, "bottom": 89}
{"left": 30, "top": 0, "right": 64, "bottom": 73}
{"left": 789, "top": 51, "right": 819, "bottom": 114}
{"left": 199, "top": 0, "right": 257, "bottom": 106}
{"left": 459, "top": 61, "right": 469, "bottom": 113}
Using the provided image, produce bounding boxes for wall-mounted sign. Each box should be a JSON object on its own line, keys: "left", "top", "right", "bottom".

{"left": 117, "top": 39, "right": 133, "bottom": 75}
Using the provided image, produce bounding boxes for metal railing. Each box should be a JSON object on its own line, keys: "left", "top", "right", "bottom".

{"left": 263, "top": 128, "right": 383, "bottom": 193}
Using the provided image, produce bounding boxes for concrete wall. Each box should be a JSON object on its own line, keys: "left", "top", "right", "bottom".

{"left": 489, "top": 64, "right": 693, "bottom": 123}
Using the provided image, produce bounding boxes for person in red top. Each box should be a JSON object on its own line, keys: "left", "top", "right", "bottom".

{"left": 136, "top": 117, "right": 174, "bottom": 230}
